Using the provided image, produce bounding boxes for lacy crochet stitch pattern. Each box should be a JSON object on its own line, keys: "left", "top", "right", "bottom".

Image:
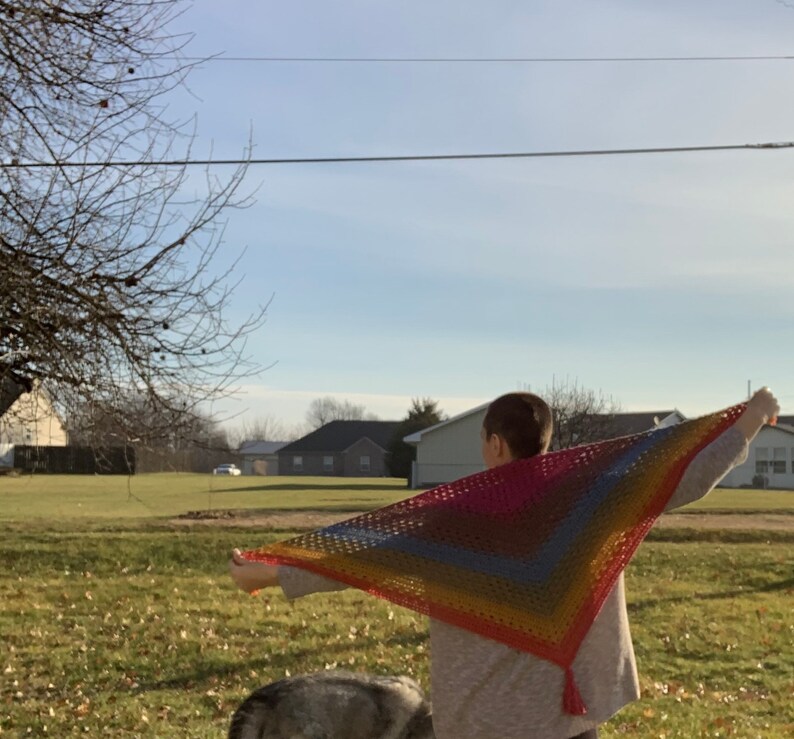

{"left": 244, "top": 404, "right": 744, "bottom": 698}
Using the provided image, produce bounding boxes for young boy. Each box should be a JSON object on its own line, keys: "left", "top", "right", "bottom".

{"left": 229, "top": 388, "right": 779, "bottom": 739}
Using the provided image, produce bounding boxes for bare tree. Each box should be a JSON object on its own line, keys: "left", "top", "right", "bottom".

{"left": 305, "top": 397, "right": 379, "bottom": 430}
{"left": 226, "top": 415, "right": 304, "bottom": 449}
{"left": 540, "top": 378, "right": 621, "bottom": 450}
{"left": 65, "top": 392, "right": 233, "bottom": 472}
{"left": 0, "top": 1, "right": 264, "bottom": 446}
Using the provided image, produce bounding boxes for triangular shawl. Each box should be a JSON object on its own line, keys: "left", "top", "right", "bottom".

{"left": 243, "top": 403, "right": 745, "bottom": 714}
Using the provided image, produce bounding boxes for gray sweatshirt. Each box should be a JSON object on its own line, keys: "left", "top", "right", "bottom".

{"left": 279, "top": 427, "right": 748, "bottom": 739}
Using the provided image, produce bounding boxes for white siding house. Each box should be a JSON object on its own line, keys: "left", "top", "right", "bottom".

{"left": 405, "top": 403, "right": 685, "bottom": 489}
{"left": 404, "top": 403, "right": 489, "bottom": 488}
{"left": 720, "top": 424, "right": 794, "bottom": 489}
{"left": 0, "top": 380, "right": 68, "bottom": 467}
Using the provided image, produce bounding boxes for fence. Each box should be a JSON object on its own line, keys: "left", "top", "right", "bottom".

{"left": 12, "top": 445, "right": 136, "bottom": 475}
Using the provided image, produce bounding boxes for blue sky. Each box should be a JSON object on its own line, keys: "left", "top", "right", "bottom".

{"left": 167, "top": 1, "right": 794, "bottom": 429}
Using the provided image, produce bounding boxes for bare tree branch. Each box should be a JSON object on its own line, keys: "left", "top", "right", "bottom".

{"left": 226, "top": 416, "right": 307, "bottom": 450}
{"left": 541, "top": 378, "right": 621, "bottom": 449}
{"left": 305, "top": 397, "right": 379, "bottom": 430}
{"left": 0, "top": 1, "right": 265, "bottom": 445}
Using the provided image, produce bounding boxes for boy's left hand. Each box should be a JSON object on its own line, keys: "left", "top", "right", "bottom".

{"left": 228, "top": 548, "right": 280, "bottom": 594}
{"left": 735, "top": 387, "right": 780, "bottom": 442}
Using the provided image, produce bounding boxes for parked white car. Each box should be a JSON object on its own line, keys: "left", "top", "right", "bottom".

{"left": 213, "top": 463, "right": 241, "bottom": 476}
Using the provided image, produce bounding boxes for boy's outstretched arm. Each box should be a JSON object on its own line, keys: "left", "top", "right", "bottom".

{"left": 664, "top": 387, "right": 780, "bottom": 511}
{"left": 228, "top": 549, "right": 347, "bottom": 598}
{"left": 733, "top": 387, "right": 780, "bottom": 442}
{"left": 229, "top": 391, "right": 780, "bottom": 594}
{"left": 228, "top": 548, "right": 279, "bottom": 594}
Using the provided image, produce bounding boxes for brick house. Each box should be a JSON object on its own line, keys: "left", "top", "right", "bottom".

{"left": 278, "top": 420, "right": 400, "bottom": 477}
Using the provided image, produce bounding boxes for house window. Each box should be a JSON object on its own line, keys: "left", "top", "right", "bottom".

{"left": 359, "top": 455, "right": 371, "bottom": 473}
{"left": 293, "top": 455, "right": 303, "bottom": 472}
{"left": 754, "top": 447, "right": 769, "bottom": 474}
{"left": 323, "top": 455, "right": 333, "bottom": 472}
{"left": 772, "top": 447, "right": 786, "bottom": 474}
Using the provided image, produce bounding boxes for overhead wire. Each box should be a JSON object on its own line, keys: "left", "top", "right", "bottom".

{"left": 7, "top": 49, "right": 794, "bottom": 171}
{"left": 3, "top": 141, "right": 794, "bottom": 169}
{"left": 175, "top": 54, "right": 794, "bottom": 64}
{"left": 4, "top": 53, "right": 784, "bottom": 169}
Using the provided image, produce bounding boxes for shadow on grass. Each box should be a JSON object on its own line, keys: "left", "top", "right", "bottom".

{"left": 135, "top": 623, "right": 429, "bottom": 693}
{"left": 212, "top": 482, "right": 408, "bottom": 493}
{"left": 383, "top": 630, "right": 427, "bottom": 649}
{"left": 134, "top": 654, "right": 306, "bottom": 692}
{"left": 629, "top": 575, "right": 794, "bottom": 615}
{"left": 205, "top": 506, "right": 389, "bottom": 518}
{"left": 646, "top": 528, "right": 794, "bottom": 544}
{"left": 135, "top": 639, "right": 399, "bottom": 692}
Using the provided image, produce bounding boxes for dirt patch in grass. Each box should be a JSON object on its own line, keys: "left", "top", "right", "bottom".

{"left": 656, "top": 512, "right": 793, "bottom": 530}
{"left": 172, "top": 509, "right": 355, "bottom": 529}
{"left": 171, "top": 509, "right": 794, "bottom": 531}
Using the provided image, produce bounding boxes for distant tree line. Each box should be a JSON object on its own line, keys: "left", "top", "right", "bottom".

{"left": 57, "top": 383, "right": 618, "bottom": 475}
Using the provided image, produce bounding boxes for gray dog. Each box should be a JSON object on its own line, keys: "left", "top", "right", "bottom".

{"left": 228, "top": 671, "right": 435, "bottom": 739}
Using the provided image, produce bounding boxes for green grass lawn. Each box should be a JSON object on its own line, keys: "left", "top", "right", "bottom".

{"left": 0, "top": 474, "right": 411, "bottom": 525}
{"left": 1, "top": 476, "right": 792, "bottom": 737}
{"left": 682, "top": 488, "right": 794, "bottom": 513}
{"left": 1, "top": 473, "right": 791, "bottom": 525}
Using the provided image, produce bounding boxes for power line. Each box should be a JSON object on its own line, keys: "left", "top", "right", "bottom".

{"left": 180, "top": 54, "right": 794, "bottom": 64}
{"left": 3, "top": 140, "right": 794, "bottom": 169}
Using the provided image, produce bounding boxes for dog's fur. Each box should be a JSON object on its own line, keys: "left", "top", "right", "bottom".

{"left": 228, "top": 671, "right": 435, "bottom": 739}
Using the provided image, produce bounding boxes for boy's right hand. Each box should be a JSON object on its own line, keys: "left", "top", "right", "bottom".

{"left": 228, "top": 548, "right": 280, "bottom": 594}
{"left": 735, "top": 387, "right": 780, "bottom": 442}
{"left": 746, "top": 387, "right": 780, "bottom": 425}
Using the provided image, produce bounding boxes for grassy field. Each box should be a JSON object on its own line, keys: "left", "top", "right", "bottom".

{"left": 1, "top": 473, "right": 792, "bottom": 524}
{"left": 0, "top": 474, "right": 411, "bottom": 525}
{"left": 1, "top": 475, "right": 792, "bottom": 737}
{"left": 680, "top": 488, "right": 794, "bottom": 513}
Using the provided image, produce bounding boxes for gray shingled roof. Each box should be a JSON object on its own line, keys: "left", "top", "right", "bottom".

{"left": 597, "top": 410, "right": 681, "bottom": 438}
{"left": 238, "top": 440, "right": 289, "bottom": 455}
{"left": 279, "top": 420, "right": 400, "bottom": 453}
{"left": 769, "top": 422, "right": 794, "bottom": 436}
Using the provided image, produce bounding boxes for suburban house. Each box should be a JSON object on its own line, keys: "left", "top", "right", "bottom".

{"left": 404, "top": 404, "right": 685, "bottom": 488}
{"left": 403, "top": 402, "right": 490, "bottom": 487}
{"left": 237, "top": 440, "right": 288, "bottom": 475}
{"left": 719, "top": 421, "right": 794, "bottom": 489}
{"left": 0, "top": 378, "right": 68, "bottom": 468}
{"left": 278, "top": 420, "right": 400, "bottom": 477}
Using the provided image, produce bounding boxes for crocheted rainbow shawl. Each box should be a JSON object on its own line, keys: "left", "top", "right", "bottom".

{"left": 243, "top": 404, "right": 744, "bottom": 714}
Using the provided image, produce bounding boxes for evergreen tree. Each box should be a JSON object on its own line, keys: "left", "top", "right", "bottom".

{"left": 388, "top": 398, "right": 445, "bottom": 480}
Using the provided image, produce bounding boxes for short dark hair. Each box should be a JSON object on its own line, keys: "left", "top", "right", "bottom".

{"left": 482, "top": 392, "right": 553, "bottom": 459}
